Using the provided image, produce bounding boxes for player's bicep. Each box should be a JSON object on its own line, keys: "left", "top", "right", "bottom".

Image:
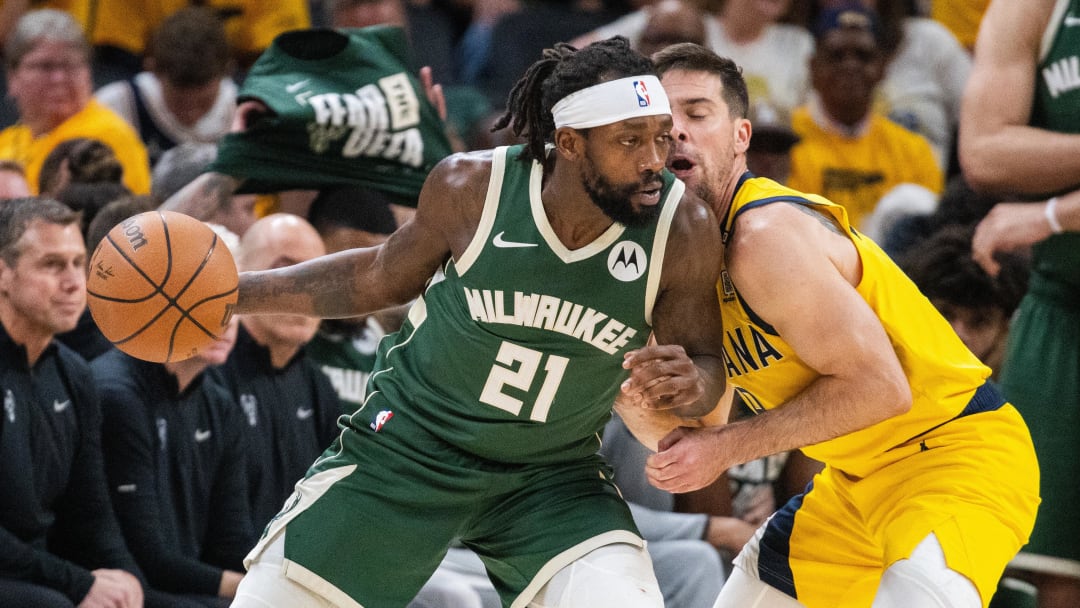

{"left": 963, "top": 0, "right": 1046, "bottom": 134}
{"left": 371, "top": 155, "right": 485, "bottom": 302}
{"left": 651, "top": 199, "right": 724, "bottom": 357}
{"left": 728, "top": 207, "right": 901, "bottom": 384}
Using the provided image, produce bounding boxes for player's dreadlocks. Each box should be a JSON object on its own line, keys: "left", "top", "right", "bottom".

{"left": 492, "top": 36, "right": 656, "bottom": 165}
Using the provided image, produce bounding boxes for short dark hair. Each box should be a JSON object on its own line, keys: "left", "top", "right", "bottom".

{"left": 652, "top": 42, "right": 748, "bottom": 119}
{"left": 0, "top": 198, "right": 81, "bottom": 266}
{"left": 492, "top": 36, "right": 656, "bottom": 164}
{"left": 147, "top": 7, "right": 231, "bottom": 87}
{"left": 900, "top": 224, "right": 1028, "bottom": 316}
{"left": 84, "top": 195, "right": 157, "bottom": 255}
{"left": 56, "top": 181, "right": 133, "bottom": 239}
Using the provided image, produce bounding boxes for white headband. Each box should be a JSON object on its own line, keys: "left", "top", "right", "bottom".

{"left": 552, "top": 75, "right": 671, "bottom": 129}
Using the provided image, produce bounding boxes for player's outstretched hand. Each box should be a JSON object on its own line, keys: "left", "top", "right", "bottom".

{"left": 620, "top": 344, "right": 703, "bottom": 411}
{"left": 645, "top": 425, "right": 728, "bottom": 494}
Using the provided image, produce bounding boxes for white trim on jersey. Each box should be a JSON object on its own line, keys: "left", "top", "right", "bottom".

{"left": 456, "top": 147, "right": 508, "bottom": 276}
{"left": 643, "top": 179, "right": 684, "bottom": 326}
{"left": 530, "top": 161, "right": 627, "bottom": 264}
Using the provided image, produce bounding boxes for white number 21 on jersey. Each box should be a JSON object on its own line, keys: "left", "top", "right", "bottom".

{"left": 479, "top": 341, "right": 569, "bottom": 423}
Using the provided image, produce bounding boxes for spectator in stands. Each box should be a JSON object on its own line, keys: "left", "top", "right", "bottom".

{"left": 576, "top": 0, "right": 813, "bottom": 118}
{"left": 786, "top": 3, "right": 943, "bottom": 230}
{"left": 95, "top": 7, "right": 237, "bottom": 167}
{"left": 38, "top": 137, "right": 125, "bottom": 197}
{"left": 0, "top": 160, "right": 29, "bottom": 198}
{"left": 930, "top": 0, "right": 987, "bottom": 52}
{"left": 0, "top": 10, "right": 151, "bottom": 195}
{"left": 900, "top": 224, "right": 1028, "bottom": 381}
{"left": 0, "top": 198, "right": 145, "bottom": 608}
{"left": 54, "top": 194, "right": 154, "bottom": 363}
{"left": 210, "top": 214, "right": 340, "bottom": 533}
{"left": 745, "top": 102, "right": 799, "bottom": 185}
{"left": 799, "top": 0, "right": 971, "bottom": 173}
{"left": 93, "top": 275, "right": 252, "bottom": 607}
{"left": 636, "top": 0, "right": 708, "bottom": 57}
{"left": 84, "top": 0, "right": 310, "bottom": 85}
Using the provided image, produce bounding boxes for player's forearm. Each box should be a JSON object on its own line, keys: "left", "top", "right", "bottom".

{"left": 675, "top": 354, "right": 728, "bottom": 420}
{"left": 720, "top": 373, "right": 910, "bottom": 466}
{"left": 160, "top": 172, "right": 241, "bottom": 221}
{"left": 962, "top": 126, "right": 1080, "bottom": 195}
{"left": 237, "top": 249, "right": 375, "bottom": 318}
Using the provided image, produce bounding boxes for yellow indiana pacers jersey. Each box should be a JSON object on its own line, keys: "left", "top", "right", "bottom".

{"left": 719, "top": 175, "right": 990, "bottom": 478}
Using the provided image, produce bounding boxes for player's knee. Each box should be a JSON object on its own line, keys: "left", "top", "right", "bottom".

{"left": 872, "top": 535, "right": 981, "bottom": 608}
{"left": 713, "top": 565, "right": 806, "bottom": 608}
{"left": 528, "top": 543, "right": 663, "bottom": 608}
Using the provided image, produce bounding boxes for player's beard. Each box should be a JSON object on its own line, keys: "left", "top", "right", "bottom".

{"left": 581, "top": 158, "right": 662, "bottom": 228}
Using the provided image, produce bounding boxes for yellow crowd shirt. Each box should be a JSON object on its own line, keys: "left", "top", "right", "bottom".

{"left": 787, "top": 106, "right": 943, "bottom": 231}
{"left": 0, "top": 100, "right": 151, "bottom": 194}
{"left": 80, "top": 0, "right": 310, "bottom": 56}
{"left": 931, "top": 0, "right": 990, "bottom": 50}
{"left": 718, "top": 175, "right": 990, "bottom": 479}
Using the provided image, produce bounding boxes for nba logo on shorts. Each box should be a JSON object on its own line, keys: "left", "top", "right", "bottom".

{"left": 634, "top": 80, "right": 651, "bottom": 107}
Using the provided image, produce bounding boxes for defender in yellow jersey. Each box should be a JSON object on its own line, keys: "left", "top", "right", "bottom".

{"left": 638, "top": 43, "right": 1039, "bottom": 608}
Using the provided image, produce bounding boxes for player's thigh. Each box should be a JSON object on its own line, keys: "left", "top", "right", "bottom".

{"left": 467, "top": 457, "right": 644, "bottom": 606}
{"left": 232, "top": 533, "right": 335, "bottom": 608}
{"left": 528, "top": 542, "right": 663, "bottom": 608}
{"left": 734, "top": 478, "right": 884, "bottom": 607}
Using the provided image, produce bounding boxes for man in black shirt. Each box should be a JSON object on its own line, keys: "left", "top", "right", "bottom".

{"left": 210, "top": 214, "right": 340, "bottom": 533}
{"left": 0, "top": 198, "right": 144, "bottom": 607}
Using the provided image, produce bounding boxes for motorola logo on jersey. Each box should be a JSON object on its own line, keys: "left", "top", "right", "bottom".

{"left": 608, "top": 241, "right": 647, "bottom": 282}
{"left": 634, "top": 80, "right": 651, "bottom": 107}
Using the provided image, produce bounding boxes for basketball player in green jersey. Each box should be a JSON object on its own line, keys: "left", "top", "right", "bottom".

{"left": 226, "top": 37, "right": 728, "bottom": 608}
{"left": 638, "top": 43, "right": 1039, "bottom": 608}
{"left": 962, "top": 1, "right": 1080, "bottom": 605}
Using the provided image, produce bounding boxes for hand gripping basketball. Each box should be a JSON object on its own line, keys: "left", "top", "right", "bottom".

{"left": 86, "top": 211, "right": 239, "bottom": 363}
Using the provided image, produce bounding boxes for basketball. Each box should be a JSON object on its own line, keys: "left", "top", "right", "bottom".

{"left": 87, "top": 210, "right": 239, "bottom": 363}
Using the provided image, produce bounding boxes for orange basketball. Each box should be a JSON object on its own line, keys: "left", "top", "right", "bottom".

{"left": 87, "top": 210, "right": 239, "bottom": 363}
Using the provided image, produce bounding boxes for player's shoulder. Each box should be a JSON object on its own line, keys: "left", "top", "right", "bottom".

{"left": 428, "top": 148, "right": 498, "bottom": 189}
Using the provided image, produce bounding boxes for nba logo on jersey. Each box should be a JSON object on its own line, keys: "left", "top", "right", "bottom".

{"left": 370, "top": 410, "right": 394, "bottom": 432}
{"left": 634, "top": 80, "right": 651, "bottom": 107}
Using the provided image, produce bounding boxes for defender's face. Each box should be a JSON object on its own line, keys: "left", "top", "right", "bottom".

{"left": 663, "top": 69, "right": 739, "bottom": 204}
{"left": 0, "top": 220, "right": 86, "bottom": 337}
{"left": 578, "top": 114, "right": 673, "bottom": 226}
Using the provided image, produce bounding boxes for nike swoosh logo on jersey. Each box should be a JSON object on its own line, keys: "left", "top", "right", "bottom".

{"left": 117, "top": 484, "right": 137, "bottom": 493}
{"left": 296, "top": 407, "right": 314, "bottom": 420}
{"left": 1066, "top": 14, "right": 1080, "bottom": 26}
{"left": 493, "top": 231, "right": 538, "bottom": 248}
{"left": 286, "top": 79, "right": 311, "bottom": 92}
{"left": 53, "top": 400, "right": 70, "bottom": 413}
{"left": 194, "top": 429, "right": 212, "bottom": 442}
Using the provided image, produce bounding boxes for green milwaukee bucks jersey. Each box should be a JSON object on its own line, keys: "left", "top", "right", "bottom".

{"left": 354, "top": 145, "right": 683, "bottom": 464}
{"left": 1033, "top": 0, "right": 1080, "bottom": 285}
{"left": 211, "top": 26, "right": 452, "bottom": 205}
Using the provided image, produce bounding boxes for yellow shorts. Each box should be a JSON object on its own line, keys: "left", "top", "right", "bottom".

{"left": 737, "top": 404, "right": 1039, "bottom": 607}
